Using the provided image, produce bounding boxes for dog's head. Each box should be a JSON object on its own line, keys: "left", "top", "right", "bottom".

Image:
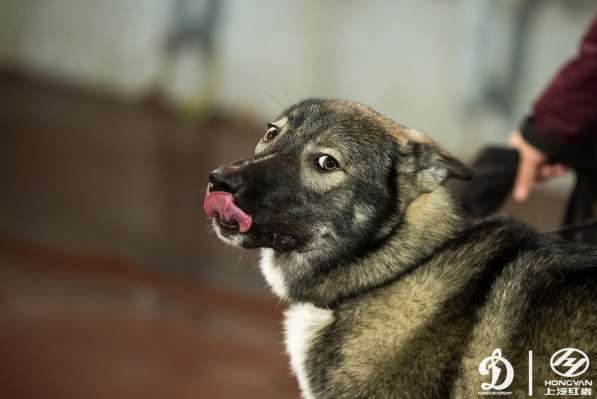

{"left": 205, "top": 99, "right": 470, "bottom": 264}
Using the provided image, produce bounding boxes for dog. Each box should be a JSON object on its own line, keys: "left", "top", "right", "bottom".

{"left": 204, "top": 99, "right": 597, "bottom": 398}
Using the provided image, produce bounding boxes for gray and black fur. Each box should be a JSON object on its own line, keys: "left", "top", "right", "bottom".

{"left": 207, "top": 99, "right": 597, "bottom": 398}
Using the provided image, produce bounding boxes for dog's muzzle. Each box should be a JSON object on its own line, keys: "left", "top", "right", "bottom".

{"left": 203, "top": 167, "right": 253, "bottom": 233}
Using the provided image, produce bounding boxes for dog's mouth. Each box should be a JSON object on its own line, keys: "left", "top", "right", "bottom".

{"left": 203, "top": 191, "right": 253, "bottom": 233}
{"left": 203, "top": 189, "right": 308, "bottom": 252}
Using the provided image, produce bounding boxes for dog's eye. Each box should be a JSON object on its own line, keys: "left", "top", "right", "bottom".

{"left": 316, "top": 155, "right": 339, "bottom": 171}
{"left": 264, "top": 125, "right": 279, "bottom": 142}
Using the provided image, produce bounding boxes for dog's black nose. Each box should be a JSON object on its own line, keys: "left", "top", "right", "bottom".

{"left": 209, "top": 166, "right": 242, "bottom": 194}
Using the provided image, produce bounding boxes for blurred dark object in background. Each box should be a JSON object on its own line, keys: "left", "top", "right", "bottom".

{"left": 459, "top": 145, "right": 596, "bottom": 244}
{"left": 0, "top": 69, "right": 298, "bottom": 399}
{"left": 459, "top": 146, "right": 519, "bottom": 218}
{"left": 561, "top": 170, "right": 597, "bottom": 245}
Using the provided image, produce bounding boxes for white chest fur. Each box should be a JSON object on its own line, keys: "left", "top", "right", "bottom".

{"left": 258, "top": 249, "right": 289, "bottom": 299}
{"left": 284, "top": 303, "right": 334, "bottom": 399}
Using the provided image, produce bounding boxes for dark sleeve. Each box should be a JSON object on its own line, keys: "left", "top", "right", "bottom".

{"left": 520, "top": 15, "right": 597, "bottom": 162}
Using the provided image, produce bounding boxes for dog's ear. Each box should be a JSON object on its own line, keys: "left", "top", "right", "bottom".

{"left": 398, "top": 129, "right": 472, "bottom": 193}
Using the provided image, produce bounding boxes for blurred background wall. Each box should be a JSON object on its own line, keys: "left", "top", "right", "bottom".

{"left": 0, "top": 1, "right": 595, "bottom": 398}
{"left": 2, "top": 0, "right": 595, "bottom": 151}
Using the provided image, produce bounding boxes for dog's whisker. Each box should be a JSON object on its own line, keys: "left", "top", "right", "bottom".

{"left": 260, "top": 91, "right": 284, "bottom": 110}
{"left": 281, "top": 83, "right": 292, "bottom": 108}
{"left": 233, "top": 249, "right": 244, "bottom": 271}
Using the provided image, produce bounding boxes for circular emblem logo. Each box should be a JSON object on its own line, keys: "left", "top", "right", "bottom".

{"left": 550, "top": 348, "right": 590, "bottom": 378}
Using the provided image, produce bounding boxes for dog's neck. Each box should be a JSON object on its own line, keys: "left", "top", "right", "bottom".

{"left": 260, "top": 186, "right": 467, "bottom": 307}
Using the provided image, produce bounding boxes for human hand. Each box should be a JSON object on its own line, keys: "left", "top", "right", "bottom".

{"left": 508, "top": 131, "right": 569, "bottom": 202}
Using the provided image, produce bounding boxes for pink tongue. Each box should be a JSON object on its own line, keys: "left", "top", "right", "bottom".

{"left": 203, "top": 191, "right": 253, "bottom": 233}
